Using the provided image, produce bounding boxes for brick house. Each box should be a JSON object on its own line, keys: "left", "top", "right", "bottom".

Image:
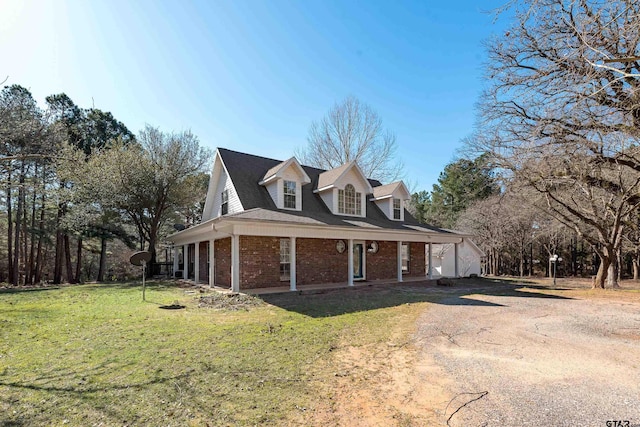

{"left": 168, "top": 148, "right": 471, "bottom": 292}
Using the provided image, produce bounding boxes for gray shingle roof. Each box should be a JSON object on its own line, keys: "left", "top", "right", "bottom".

{"left": 262, "top": 159, "right": 288, "bottom": 182}
{"left": 218, "top": 148, "right": 452, "bottom": 233}
{"left": 316, "top": 161, "right": 353, "bottom": 190}
{"left": 371, "top": 182, "right": 400, "bottom": 199}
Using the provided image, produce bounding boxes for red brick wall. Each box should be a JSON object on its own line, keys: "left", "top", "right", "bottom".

{"left": 297, "top": 238, "right": 348, "bottom": 285}
{"left": 198, "top": 241, "right": 208, "bottom": 282}
{"left": 209, "top": 236, "right": 426, "bottom": 289}
{"left": 214, "top": 238, "right": 231, "bottom": 287}
{"left": 408, "top": 242, "right": 426, "bottom": 277}
{"left": 239, "top": 236, "right": 281, "bottom": 289}
{"left": 366, "top": 240, "right": 397, "bottom": 281}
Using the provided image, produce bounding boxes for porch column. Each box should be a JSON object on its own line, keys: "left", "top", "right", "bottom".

{"left": 231, "top": 234, "right": 240, "bottom": 292}
{"left": 290, "top": 237, "right": 297, "bottom": 291}
{"left": 428, "top": 242, "right": 433, "bottom": 280}
{"left": 183, "top": 244, "right": 188, "bottom": 279}
{"left": 397, "top": 241, "right": 403, "bottom": 282}
{"left": 209, "top": 239, "right": 215, "bottom": 287}
{"left": 172, "top": 246, "right": 179, "bottom": 278}
{"left": 347, "top": 239, "right": 354, "bottom": 286}
{"left": 454, "top": 242, "right": 460, "bottom": 278}
{"left": 194, "top": 241, "right": 200, "bottom": 285}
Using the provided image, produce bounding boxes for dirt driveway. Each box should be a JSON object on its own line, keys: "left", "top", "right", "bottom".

{"left": 416, "top": 285, "right": 640, "bottom": 426}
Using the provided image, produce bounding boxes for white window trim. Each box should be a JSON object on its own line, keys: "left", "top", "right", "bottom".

{"left": 338, "top": 184, "right": 364, "bottom": 217}
{"left": 221, "top": 189, "right": 229, "bottom": 216}
{"left": 280, "top": 238, "right": 291, "bottom": 281}
{"left": 401, "top": 242, "right": 410, "bottom": 274}
{"left": 281, "top": 180, "right": 299, "bottom": 211}
{"left": 392, "top": 198, "right": 402, "bottom": 221}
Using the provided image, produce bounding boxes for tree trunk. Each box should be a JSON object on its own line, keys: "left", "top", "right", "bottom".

{"left": 38, "top": 246, "right": 48, "bottom": 284}
{"left": 75, "top": 238, "right": 83, "bottom": 284}
{"left": 26, "top": 163, "right": 38, "bottom": 286}
{"left": 617, "top": 246, "right": 622, "bottom": 284}
{"left": 530, "top": 242, "right": 534, "bottom": 276}
{"left": 593, "top": 248, "right": 612, "bottom": 289}
{"left": 64, "top": 234, "right": 73, "bottom": 283}
{"left": 594, "top": 260, "right": 608, "bottom": 289}
{"left": 21, "top": 190, "right": 28, "bottom": 286}
{"left": 53, "top": 202, "right": 64, "bottom": 284}
{"left": 97, "top": 237, "right": 107, "bottom": 282}
{"left": 633, "top": 251, "right": 640, "bottom": 281}
{"left": 26, "top": 183, "right": 38, "bottom": 285}
{"left": 148, "top": 221, "right": 159, "bottom": 265}
{"left": 519, "top": 248, "right": 524, "bottom": 277}
{"left": 12, "top": 163, "right": 25, "bottom": 285}
{"left": 607, "top": 247, "right": 621, "bottom": 289}
{"left": 607, "top": 262, "right": 619, "bottom": 288}
{"left": 571, "top": 236, "right": 578, "bottom": 277}
{"left": 6, "top": 164, "right": 13, "bottom": 284}
{"left": 34, "top": 186, "right": 46, "bottom": 284}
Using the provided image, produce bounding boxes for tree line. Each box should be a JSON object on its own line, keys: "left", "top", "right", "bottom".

{"left": 1, "top": 84, "right": 210, "bottom": 285}
{"left": 412, "top": 0, "right": 640, "bottom": 289}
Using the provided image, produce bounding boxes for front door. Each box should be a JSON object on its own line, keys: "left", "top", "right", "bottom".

{"left": 353, "top": 242, "right": 365, "bottom": 280}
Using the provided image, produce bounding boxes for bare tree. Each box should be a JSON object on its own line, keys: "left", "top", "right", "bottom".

{"left": 92, "top": 126, "right": 211, "bottom": 265}
{"left": 456, "top": 192, "right": 538, "bottom": 277}
{"left": 296, "top": 96, "right": 403, "bottom": 183}
{"left": 471, "top": 0, "right": 640, "bottom": 288}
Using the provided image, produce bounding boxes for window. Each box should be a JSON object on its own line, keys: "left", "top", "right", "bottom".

{"left": 393, "top": 198, "right": 401, "bottom": 220}
{"left": 280, "top": 238, "right": 290, "bottom": 281}
{"left": 221, "top": 189, "right": 229, "bottom": 215}
{"left": 338, "top": 184, "right": 362, "bottom": 215}
{"left": 402, "top": 243, "right": 409, "bottom": 273}
{"left": 283, "top": 180, "right": 296, "bottom": 209}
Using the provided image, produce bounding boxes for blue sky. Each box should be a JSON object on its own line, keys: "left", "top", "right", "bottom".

{"left": 1, "top": 0, "right": 509, "bottom": 191}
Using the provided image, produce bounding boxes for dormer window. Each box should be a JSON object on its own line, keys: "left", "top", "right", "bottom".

{"left": 259, "top": 157, "right": 310, "bottom": 211}
{"left": 370, "top": 181, "right": 410, "bottom": 221}
{"left": 338, "top": 184, "right": 362, "bottom": 215}
{"left": 221, "top": 189, "right": 229, "bottom": 215}
{"left": 393, "top": 198, "right": 401, "bottom": 220}
{"left": 283, "top": 180, "right": 296, "bottom": 209}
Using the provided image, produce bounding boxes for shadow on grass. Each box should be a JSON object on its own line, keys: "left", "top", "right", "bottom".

{"left": 0, "top": 280, "right": 176, "bottom": 294}
{"left": 0, "top": 360, "right": 199, "bottom": 427}
{"left": 0, "top": 286, "right": 61, "bottom": 294}
{"left": 259, "top": 279, "right": 573, "bottom": 318}
{"left": 0, "top": 360, "right": 192, "bottom": 394}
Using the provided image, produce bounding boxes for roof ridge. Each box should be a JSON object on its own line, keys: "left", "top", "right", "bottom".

{"left": 217, "top": 147, "right": 381, "bottom": 182}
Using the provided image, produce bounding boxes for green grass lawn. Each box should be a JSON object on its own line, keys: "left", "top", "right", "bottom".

{"left": 0, "top": 281, "right": 437, "bottom": 426}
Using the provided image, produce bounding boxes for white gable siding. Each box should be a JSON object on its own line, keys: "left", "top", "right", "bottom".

{"left": 320, "top": 190, "right": 335, "bottom": 214}
{"left": 374, "top": 198, "right": 392, "bottom": 218}
{"left": 202, "top": 171, "right": 219, "bottom": 221}
{"left": 210, "top": 169, "right": 243, "bottom": 218}
{"left": 266, "top": 181, "right": 279, "bottom": 208}
{"left": 281, "top": 166, "right": 303, "bottom": 182}
{"left": 337, "top": 168, "right": 369, "bottom": 194}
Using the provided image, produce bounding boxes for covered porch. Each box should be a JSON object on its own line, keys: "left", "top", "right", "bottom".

{"left": 169, "top": 217, "right": 470, "bottom": 293}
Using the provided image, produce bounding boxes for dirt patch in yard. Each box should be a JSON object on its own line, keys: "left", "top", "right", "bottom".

{"left": 299, "top": 279, "right": 640, "bottom": 426}
{"left": 307, "top": 318, "right": 452, "bottom": 426}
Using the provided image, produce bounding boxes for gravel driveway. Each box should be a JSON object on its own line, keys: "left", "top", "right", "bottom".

{"left": 416, "top": 287, "right": 640, "bottom": 427}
